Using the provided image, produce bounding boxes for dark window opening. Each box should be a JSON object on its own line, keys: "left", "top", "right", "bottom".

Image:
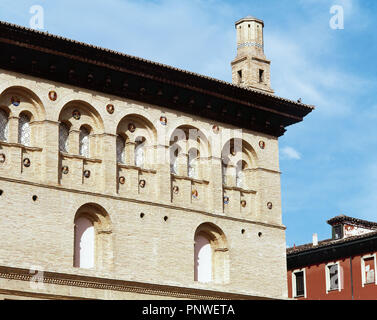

{"left": 295, "top": 271, "right": 305, "bottom": 297}
{"left": 259, "top": 69, "right": 264, "bottom": 83}
{"left": 237, "top": 70, "right": 243, "bottom": 84}
{"left": 333, "top": 225, "right": 343, "bottom": 240}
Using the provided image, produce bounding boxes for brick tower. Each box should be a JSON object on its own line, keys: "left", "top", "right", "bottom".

{"left": 231, "top": 16, "right": 274, "bottom": 94}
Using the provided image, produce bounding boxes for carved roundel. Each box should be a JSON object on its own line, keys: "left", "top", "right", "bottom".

{"left": 241, "top": 200, "right": 247, "bottom": 208}
{"left": 48, "top": 90, "right": 57, "bottom": 101}
{"left": 212, "top": 125, "right": 220, "bottom": 134}
{"left": 106, "top": 104, "right": 115, "bottom": 114}
{"left": 0, "top": 153, "right": 5, "bottom": 164}
{"left": 83, "top": 170, "right": 91, "bottom": 178}
{"left": 259, "top": 141, "right": 266, "bottom": 149}
{"left": 139, "top": 179, "right": 146, "bottom": 188}
{"left": 23, "top": 158, "right": 31, "bottom": 167}
{"left": 11, "top": 96, "right": 20, "bottom": 107}
{"left": 223, "top": 196, "right": 230, "bottom": 205}
{"left": 172, "top": 185, "right": 179, "bottom": 194}
{"left": 61, "top": 166, "right": 69, "bottom": 175}
{"left": 160, "top": 116, "right": 167, "bottom": 126}
{"left": 128, "top": 123, "right": 136, "bottom": 133}
{"left": 192, "top": 189, "right": 198, "bottom": 199}
{"left": 119, "top": 176, "right": 126, "bottom": 185}
{"left": 267, "top": 202, "right": 273, "bottom": 210}
{"left": 72, "top": 110, "right": 81, "bottom": 120}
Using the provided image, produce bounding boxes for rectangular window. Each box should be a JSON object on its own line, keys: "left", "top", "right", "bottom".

{"left": 292, "top": 269, "right": 306, "bottom": 298}
{"left": 327, "top": 263, "right": 339, "bottom": 291}
{"left": 362, "top": 255, "right": 376, "bottom": 286}
{"left": 259, "top": 69, "right": 264, "bottom": 83}
{"left": 295, "top": 271, "right": 305, "bottom": 297}
{"left": 333, "top": 225, "right": 343, "bottom": 240}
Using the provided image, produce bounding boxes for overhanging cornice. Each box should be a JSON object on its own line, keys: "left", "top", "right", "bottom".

{"left": 0, "top": 21, "right": 314, "bottom": 137}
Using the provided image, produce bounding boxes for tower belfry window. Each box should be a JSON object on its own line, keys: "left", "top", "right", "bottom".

{"left": 259, "top": 69, "right": 264, "bottom": 83}
{"left": 238, "top": 70, "right": 243, "bottom": 84}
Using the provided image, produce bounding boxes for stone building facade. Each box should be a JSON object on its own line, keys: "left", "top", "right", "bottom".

{"left": 0, "top": 17, "right": 313, "bottom": 300}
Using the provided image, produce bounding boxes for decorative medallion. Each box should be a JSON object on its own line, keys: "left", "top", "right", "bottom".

{"left": 23, "top": 158, "right": 31, "bottom": 168}
{"left": 48, "top": 90, "right": 57, "bottom": 101}
{"left": 192, "top": 189, "right": 198, "bottom": 199}
{"left": 241, "top": 200, "right": 247, "bottom": 208}
{"left": 11, "top": 96, "right": 20, "bottom": 107}
{"left": 83, "top": 170, "right": 91, "bottom": 178}
{"left": 172, "top": 186, "right": 179, "bottom": 194}
{"left": 106, "top": 104, "right": 115, "bottom": 114}
{"left": 0, "top": 153, "right": 5, "bottom": 164}
{"left": 119, "top": 176, "right": 126, "bottom": 185}
{"left": 139, "top": 179, "right": 146, "bottom": 188}
{"left": 61, "top": 166, "right": 69, "bottom": 175}
{"left": 72, "top": 110, "right": 81, "bottom": 120}
{"left": 259, "top": 141, "right": 265, "bottom": 150}
{"left": 267, "top": 202, "right": 273, "bottom": 210}
{"left": 224, "top": 196, "right": 230, "bottom": 205}
{"left": 160, "top": 116, "right": 167, "bottom": 126}
{"left": 212, "top": 125, "right": 220, "bottom": 134}
{"left": 128, "top": 123, "right": 136, "bottom": 133}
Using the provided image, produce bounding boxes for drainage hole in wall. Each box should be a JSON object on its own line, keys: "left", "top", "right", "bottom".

{"left": 32, "top": 195, "right": 38, "bottom": 202}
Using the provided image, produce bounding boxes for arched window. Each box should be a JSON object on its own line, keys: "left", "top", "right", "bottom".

{"left": 194, "top": 223, "right": 229, "bottom": 284}
{"left": 18, "top": 113, "right": 31, "bottom": 146}
{"left": 79, "top": 127, "right": 90, "bottom": 158}
{"left": 188, "top": 148, "right": 199, "bottom": 179}
{"left": 59, "top": 122, "right": 70, "bottom": 152}
{"left": 116, "top": 135, "right": 126, "bottom": 164}
{"left": 236, "top": 160, "right": 247, "bottom": 188}
{"left": 0, "top": 110, "right": 9, "bottom": 142}
{"left": 135, "top": 136, "right": 145, "bottom": 168}
{"left": 74, "top": 216, "right": 95, "bottom": 269}
{"left": 194, "top": 234, "right": 212, "bottom": 283}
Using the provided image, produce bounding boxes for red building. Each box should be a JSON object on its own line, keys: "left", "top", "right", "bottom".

{"left": 287, "top": 215, "right": 377, "bottom": 300}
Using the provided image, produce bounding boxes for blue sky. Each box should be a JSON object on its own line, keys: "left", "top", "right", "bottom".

{"left": 1, "top": 0, "right": 376, "bottom": 247}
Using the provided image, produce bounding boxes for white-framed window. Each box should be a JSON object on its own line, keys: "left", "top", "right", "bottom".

{"left": 361, "top": 254, "right": 377, "bottom": 287}
{"left": 325, "top": 262, "right": 343, "bottom": 293}
{"left": 292, "top": 268, "right": 306, "bottom": 298}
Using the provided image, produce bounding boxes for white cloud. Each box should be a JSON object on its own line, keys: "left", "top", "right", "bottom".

{"left": 281, "top": 147, "right": 302, "bottom": 160}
